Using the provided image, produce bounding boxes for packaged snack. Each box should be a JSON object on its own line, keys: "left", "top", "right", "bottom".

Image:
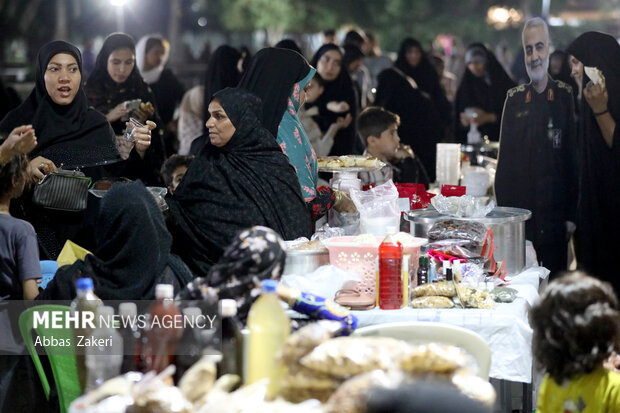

{"left": 300, "top": 337, "right": 411, "bottom": 378}
{"left": 457, "top": 287, "right": 494, "bottom": 309}
{"left": 281, "top": 321, "right": 345, "bottom": 365}
{"left": 400, "top": 343, "right": 471, "bottom": 376}
{"left": 412, "top": 283, "right": 456, "bottom": 297}
{"left": 411, "top": 296, "right": 454, "bottom": 308}
{"left": 430, "top": 194, "right": 495, "bottom": 218}
{"left": 490, "top": 287, "right": 518, "bottom": 303}
{"left": 277, "top": 284, "right": 358, "bottom": 334}
{"left": 325, "top": 370, "right": 408, "bottom": 413}
{"left": 280, "top": 364, "right": 342, "bottom": 403}
{"left": 427, "top": 219, "right": 487, "bottom": 246}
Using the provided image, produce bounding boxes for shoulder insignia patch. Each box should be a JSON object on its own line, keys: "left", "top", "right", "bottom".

{"left": 507, "top": 84, "right": 526, "bottom": 98}
{"left": 556, "top": 80, "right": 573, "bottom": 94}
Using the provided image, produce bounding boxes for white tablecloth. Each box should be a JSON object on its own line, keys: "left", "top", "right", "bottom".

{"left": 351, "top": 266, "right": 549, "bottom": 383}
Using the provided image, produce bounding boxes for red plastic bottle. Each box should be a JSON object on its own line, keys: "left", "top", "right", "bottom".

{"left": 378, "top": 235, "right": 403, "bottom": 309}
{"left": 142, "top": 284, "right": 183, "bottom": 373}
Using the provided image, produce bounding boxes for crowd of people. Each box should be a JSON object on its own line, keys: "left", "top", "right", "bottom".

{"left": 0, "top": 17, "right": 619, "bottom": 412}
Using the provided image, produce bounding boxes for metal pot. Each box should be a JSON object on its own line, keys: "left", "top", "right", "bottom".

{"left": 405, "top": 207, "right": 532, "bottom": 274}
{"left": 283, "top": 249, "right": 330, "bottom": 276}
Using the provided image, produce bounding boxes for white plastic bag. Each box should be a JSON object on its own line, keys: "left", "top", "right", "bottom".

{"left": 430, "top": 194, "right": 495, "bottom": 218}
{"left": 350, "top": 180, "right": 400, "bottom": 235}
{"left": 281, "top": 265, "right": 361, "bottom": 300}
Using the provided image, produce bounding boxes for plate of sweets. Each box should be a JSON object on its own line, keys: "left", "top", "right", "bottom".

{"left": 317, "top": 155, "right": 385, "bottom": 172}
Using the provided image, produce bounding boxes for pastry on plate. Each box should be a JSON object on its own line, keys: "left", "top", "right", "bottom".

{"left": 326, "top": 158, "right": 344, "bottom": 168}
{"left": 339, "top": 156, "right": 356, "bottom": 167}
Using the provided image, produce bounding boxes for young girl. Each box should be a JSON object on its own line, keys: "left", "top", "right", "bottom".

{"left": 0, "top": 153, "right": 41, "bottom": 300}
{"left": 531, "top": 272, "right": 620, "bottom": 412}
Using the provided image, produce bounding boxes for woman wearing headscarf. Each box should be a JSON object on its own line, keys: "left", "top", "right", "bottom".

{"left": 0, "top": 40, "right": 154, "bottom": 259}
{"left": 454, "top": 43, "right": 515, "bottom": 143}
{"left": 310, "top": 44, "right": 360, "bottom": 155}
{"left": 238, "top": 47, "right": 355, "bottom": 219}
{"left": 37, "top": 181, "right": 193, "bottom": 301}
{"left": 177, "top": 226, "right": 285, "bottom": 322}
{"left": 566, "top": 32, "right": 620, "bottom": 290}
{"left": 375, "top": 63, "right": 443, "bottom": 182}
{"left": 395, "top": 38, "right": 452, "bottom": 131}
{"left": 136, "top": 34, "right": 185, "bottom": 155}
{"left": 275, "top": 39, "right": 303, "bottom": 56}
{"left": 182, "top": 45, "right": 242, "bottom": 155}
{"left": 166, "top": 87, "right": 312, "bottom": 276}
{"left": 85, "top": 33, "right": 164, "bottom": 181}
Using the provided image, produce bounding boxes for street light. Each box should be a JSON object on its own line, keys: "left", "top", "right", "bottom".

{"left": 109, "top": 0, "right": 130, "bottom": 32}
{"left": 487, "top": 6, "right": 524, "bottom": 30}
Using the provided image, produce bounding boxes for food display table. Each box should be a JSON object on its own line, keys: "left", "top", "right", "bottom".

{"left": 352, "top": 266, "right": 544, "bottom": 383}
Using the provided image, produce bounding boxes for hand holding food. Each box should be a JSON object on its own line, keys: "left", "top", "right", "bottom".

{"left": 0, "top": 125, "right": 37, "bottom": 165}
{"left": 132, "top": 101, "right": 155, "bottom": 124}
{"left": 132, "top": 120, "right": 156, "bottom": 158}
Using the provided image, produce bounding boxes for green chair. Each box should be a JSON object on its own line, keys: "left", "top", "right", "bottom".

{"left": 19, "top": 305, "right": 80, "bottom": 413}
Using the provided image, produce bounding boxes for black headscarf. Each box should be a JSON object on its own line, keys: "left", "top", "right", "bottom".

{"left": 176, "top": 226, "right": 286, "bottom": 322}
{"left": 238, "top": 47, "right": 311, "bottom": 137}
{"left": 202, "top": 45, "right": 242, "bottom": 132}
{"left": 309, "top": 44, "right": 359, "bottom": 155}
{"left": 343, "top": 44, "right": 365, "bottom": 70}
{"left": 395, "top": 38, "right": 451, "bottom": 125}
{"left": 275, "top": 39, "right": 303, "bottom": 56}
{"left": 454, "top": 43, "right": 515, "bottom": 142}
{"left": 84, "top": 33, "right": 157, "bottom": 134}
{"left": 167, "top": 88, "right": 312, "bottom": 276}
{"left": 0, "top": 41, "right": 119, "bottom": 169}
{"left": 37, "top": 181, "right": 193, "bottom": 300}
{"left": 567, "top": 32, "right": 620, "bottom": 122}
{"left": 566, "top": 32, "right": 620, "bottom": 285}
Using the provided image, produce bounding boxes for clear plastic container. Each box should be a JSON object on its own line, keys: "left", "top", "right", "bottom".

{"left": 85, "top": 306, "right": 123, "bottom": 391}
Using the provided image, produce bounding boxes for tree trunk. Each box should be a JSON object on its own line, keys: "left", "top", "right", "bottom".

{"left": 54, "top": 0, "right": 69, "bottom": 40}
{"left": 168, "top": 0, "right": 183, "bottom": 68}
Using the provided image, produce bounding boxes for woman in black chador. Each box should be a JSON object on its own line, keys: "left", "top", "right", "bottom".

{"left": 166, "top": 88, "right": 312, "bottom": 276}
{"left": 567, "top": 31, "right": 620, "bottom": 291}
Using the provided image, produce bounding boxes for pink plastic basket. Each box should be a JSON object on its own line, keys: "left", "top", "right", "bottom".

{"left": 323, "top": 236, "right": 426, "bottom": 296}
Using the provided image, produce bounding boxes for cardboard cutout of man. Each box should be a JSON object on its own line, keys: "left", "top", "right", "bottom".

{"left": 495, "top": 18, "right": 578, "bottom": 277}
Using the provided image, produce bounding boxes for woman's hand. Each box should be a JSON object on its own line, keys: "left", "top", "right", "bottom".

{"left": 335, "top": 113, "right": 353, "bottom": 130}
{"left": 106, "top": 102, "right": 129, "bottom": 123}
{"left": 132, "top": 120, "right": 156, "bottom": 159}
{"left": 0, "top": 125, "right": 37, "bottom": 165}
{"left": 333, "top": 189, "right": 357, "bottom": 213}
{"left": 28, "top": 156, "right": 57, "bottom": 183}
{"left": 583, "top": 81, "right": 608, "bottom": 114}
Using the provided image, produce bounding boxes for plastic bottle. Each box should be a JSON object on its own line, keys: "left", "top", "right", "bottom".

{"left": 118, "top": 302, "right": 140, "bottom": 373}
{"left": 467, "top": 122, "right": 482, "bottom": 145}
{"left": 417, "top": 255, "right": 429, "bottom": 286}
{"left": 71, "top": 277, "right": 103, "bottom": 392}
{"left": 142, "top": 284, "right": 183, "bottom": 373}
{"left": 85, "top": 306, "right": 123, "bottom": 391}
{"left": 219, "top": 299, "right": 243, "bottom": 377}
{"left": 378, "top": 235, "right": 403, "bottom": 309}
{"left": 175, "top": 307, "right": 207, "bottom": 380}
{"left": 247, "top": 279, "right": 290, "bottom": 398}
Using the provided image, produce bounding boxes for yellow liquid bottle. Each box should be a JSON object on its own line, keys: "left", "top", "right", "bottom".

{"left": 246, "top": 280, "right": 290, "bottom": 399}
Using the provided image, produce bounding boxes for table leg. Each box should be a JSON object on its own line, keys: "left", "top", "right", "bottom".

{"left": 522, "top": 382, "right": 533, "bottom": 413}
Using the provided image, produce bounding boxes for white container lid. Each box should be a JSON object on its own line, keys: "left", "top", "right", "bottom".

{"left": 155, "top": 284, "right": 174, "bottom": 299}
{"left": 119, "top": 302, "right": 137, "bottom": 317}
{"left": 220, "top": 299, "right": 238, "bottom": 317}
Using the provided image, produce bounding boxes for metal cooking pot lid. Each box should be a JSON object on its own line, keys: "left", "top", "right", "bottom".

{"left": 405, "top": 207, "right": 532, "bottom": 224}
